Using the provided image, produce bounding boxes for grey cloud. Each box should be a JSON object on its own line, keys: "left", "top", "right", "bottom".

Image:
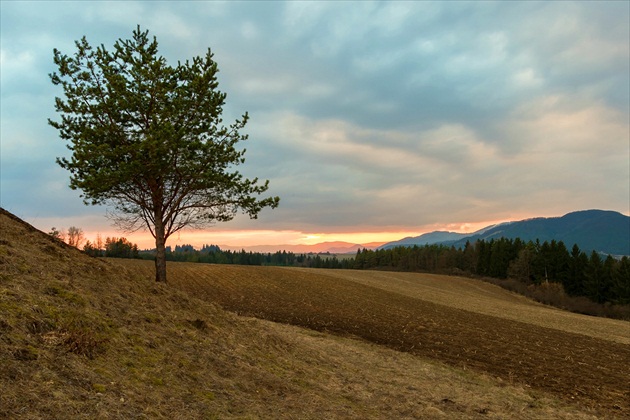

{"left": 1, "top": 1, "right": 628, "bottom": 235}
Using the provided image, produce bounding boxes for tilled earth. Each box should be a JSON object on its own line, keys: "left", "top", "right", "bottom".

{"left": 145, "top": 263, "right": 629, "bottom": 417}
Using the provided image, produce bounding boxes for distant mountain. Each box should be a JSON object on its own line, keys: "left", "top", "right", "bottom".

{"left": 379, "top": 231, "right": 469, "bottom": 250}
{"left": 219, "top": 241, "right": 385, "bottom": 254}
{"left": 380, "top": 210, "right": 630, "bottom": 256}
{"left": 452, "top": 210, "right": 629, "bottom": 255}
{"left": 379, "top": 223, "right": 519, "bottom": 250}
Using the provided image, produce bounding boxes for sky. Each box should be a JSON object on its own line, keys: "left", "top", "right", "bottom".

{"left": 1, "top": 1, "right": 629, "bottom": 250}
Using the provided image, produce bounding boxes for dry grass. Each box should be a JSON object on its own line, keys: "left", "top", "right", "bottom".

{"left": 0, "top": 208, "right": 621, "bottom": 419}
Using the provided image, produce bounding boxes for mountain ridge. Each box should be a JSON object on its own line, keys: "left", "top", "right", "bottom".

{"left": 380, "top": 210, "right": 629, "bottom": 256}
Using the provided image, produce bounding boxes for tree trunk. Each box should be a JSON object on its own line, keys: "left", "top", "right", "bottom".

{"left": 154, "top": 220, "right": 168, "bottom": 283}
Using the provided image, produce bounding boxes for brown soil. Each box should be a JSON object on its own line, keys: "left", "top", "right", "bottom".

{"left": 120, "top": 261, "right": 629, "bottom": 417}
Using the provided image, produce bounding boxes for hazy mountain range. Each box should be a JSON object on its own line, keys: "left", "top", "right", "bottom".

{"left": 218, "top": 241, "right": 386, "bottom": 254}
{"left": 220, "top": 210, "right": 629, "bottom": 256}
{"left": 380, "top": 210, "right": 629, "bottom": 256}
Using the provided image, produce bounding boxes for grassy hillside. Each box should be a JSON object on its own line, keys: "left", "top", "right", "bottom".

{"left": 1, "top": 208, "right": 626, "bottom": 419}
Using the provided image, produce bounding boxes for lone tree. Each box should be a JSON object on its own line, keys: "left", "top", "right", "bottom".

{"left": 49, "top": 27, "right": 279, "bottom": 282}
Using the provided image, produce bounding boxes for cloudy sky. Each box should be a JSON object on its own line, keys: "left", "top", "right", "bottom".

{"left": 1, "top": 1, "right": 629, "bottom": 249}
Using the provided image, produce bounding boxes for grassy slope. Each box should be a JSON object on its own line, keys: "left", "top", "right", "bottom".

{"left": 0, "top": 209, "right": 614, "bottom": 419}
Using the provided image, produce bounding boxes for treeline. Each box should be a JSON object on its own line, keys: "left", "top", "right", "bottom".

{"left": 138, "top": 244, "right": 350, "bottom": 268}
{"left": 84, "top": 237, "right": 139, "bottom": 259}
{"left": 353, "top": 239, "right": 630, "bottom": 305}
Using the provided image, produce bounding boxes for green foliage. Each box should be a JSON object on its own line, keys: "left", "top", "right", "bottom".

{"left": 83, "top": 240, "right": 102, "bottom": 257}
{"left": 104, "top": 237, "right": 139, "bottom": 259}
{"left": 611, "top": 257, "right": 630, "bottom": 304}
{"left": 138, "top": 245, "right": 346, "bottom": 268}
{"left": 49, "top": 26, "right": 279, "bottom": 281}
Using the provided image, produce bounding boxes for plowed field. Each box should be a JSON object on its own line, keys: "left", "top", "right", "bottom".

{"left": 119, "top": 260, "right": 630, "bottom": 417}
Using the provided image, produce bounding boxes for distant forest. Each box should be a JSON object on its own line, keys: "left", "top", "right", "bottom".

{"left": 89, "top": 237, "right": 630, "bottom": 317}
{"left": 351, "top": 239, "right": 630, "bottom": 307}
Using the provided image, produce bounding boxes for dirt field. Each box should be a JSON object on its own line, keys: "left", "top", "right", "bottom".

{"left": 118, "top": 260, "right": 630, "bottom": 417}
{"left": 313, "top": 269, "right": 630, "bottom": 345}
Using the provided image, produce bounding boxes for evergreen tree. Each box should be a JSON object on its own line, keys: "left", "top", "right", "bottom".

{"left": 475, "top": 240, "right": 491, "bottom": 276}
{"left": 601, "top": 255, "right": 617, "bottom": 303}
{"left": 49, "top": 27, "right": 279, "bottom": 282}
{"left": 104, "top": 237, "right": 139, "bottom": 259}
{"left": 488, "top": 238, "right": 516, "bottom": 278}
{"left": 611, "top": 257, "right": 630, "bottom": 304}
{"left": 83, "top": 240, "right": 103, "bottom": 257}
{"left": 547, "top": 240, "right": 571, "bottom": 285}
{"left": 584, "top": 251, "right": 605, "bottom": 303}
{"left": 565, "top": 244, "right": 588, "bottom": 296}
{"left": 461, "top": 240, "right": 477, "bottom": 273}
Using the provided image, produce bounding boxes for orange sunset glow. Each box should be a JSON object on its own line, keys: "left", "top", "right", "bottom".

{"left": 76, "top": 218, "right": 516, "bottom": 252}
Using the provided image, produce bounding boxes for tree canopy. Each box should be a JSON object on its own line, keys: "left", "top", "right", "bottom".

{"left": 49, "top": 26, "right": 279, "bottom": 282}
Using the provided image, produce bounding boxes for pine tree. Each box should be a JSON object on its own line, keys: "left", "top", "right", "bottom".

{"left": 565, "top": 244, "right": 588, "bottom": 296}
{"left": 611, "top": 257, "right": 630, "bottom": 304}
{"left": 584, "top": 251, "right": 604, "bottom": 303}
{"left": 49, "top": 27, "right": 279, "bottom": 282}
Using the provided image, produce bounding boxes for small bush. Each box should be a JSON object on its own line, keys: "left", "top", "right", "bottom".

{"left": 91, "top": 383, "right": 106, "bottom": 393}
{"left": 190, "top": 318, "right": 208, "bottom": 331}
{"left": 487, "top": 277, "right": 630, "bottom": 320}
{"left": 26, "top": 317, "right": 56, "bottom": 335}
{"left": 63, "top": 328, "right": 108, "bottom": 359}
{"left": 13, "top": 346, "right": 38, "bottom": 361}
{"left": 0, "top": 319, "right": 11, "bottom": 332}
{"left": 528, "top": 282, "right": 567, "bottom": 307}
{"left": 44, "top": 284, "right": 86, "bottom": 306}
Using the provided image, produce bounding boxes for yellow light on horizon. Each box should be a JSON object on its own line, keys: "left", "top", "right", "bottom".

{"left": 71, "top": 218, "right": 521, "bottom": 251}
